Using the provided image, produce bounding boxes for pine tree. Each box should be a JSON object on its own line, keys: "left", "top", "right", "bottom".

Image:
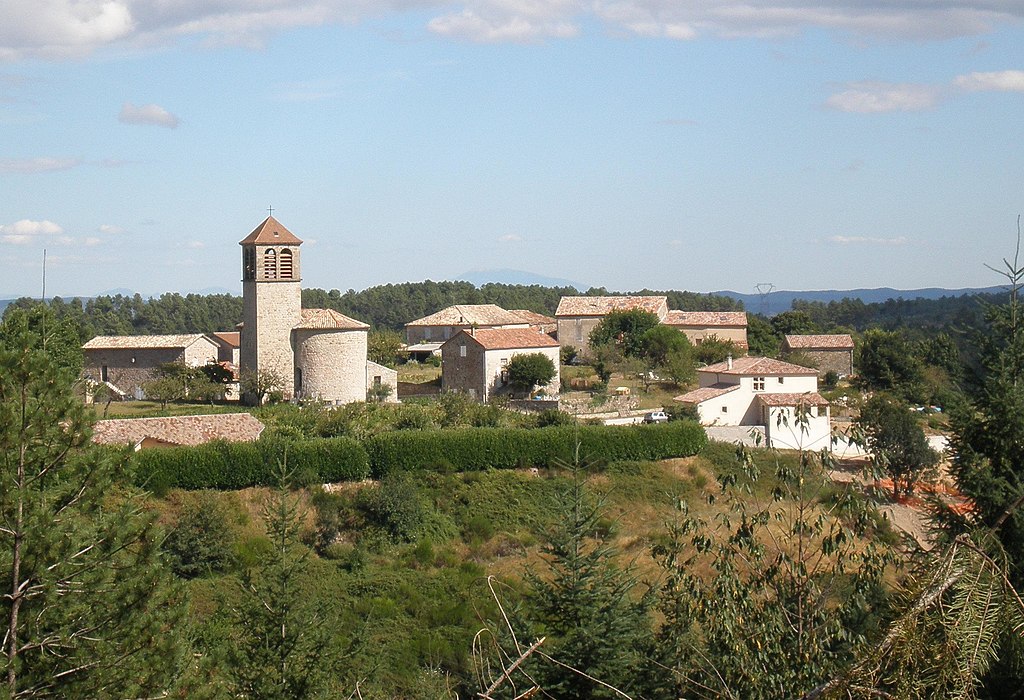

{"left": 228, "top": 465, "right": 332, "bottom": 699}
{"left": 525, "top": 464, "right": 652, "bottom": 699}
{"left": 0, "top": 309, "right": 186, "bottom": 698}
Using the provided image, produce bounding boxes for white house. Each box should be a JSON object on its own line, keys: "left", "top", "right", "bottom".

{"left": 674, "top": 356, "right": 831, "bottom": 450}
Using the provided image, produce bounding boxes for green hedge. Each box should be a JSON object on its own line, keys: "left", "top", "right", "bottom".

{"left": 128, "top": 421, "right": 706, "bottom": 490}
{"left": 131, "top": 436, "right": 370, "bottom": 491}
{"left": 364, "top": 420, "right": 707, "bottom": 477}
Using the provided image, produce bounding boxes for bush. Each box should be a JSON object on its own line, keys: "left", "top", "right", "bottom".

{"left": 132, "top": 436, "right": 370, "bottom": 491}
{"left": 162, "top": 491, "right": 237, "bottom": 578}
{"left": 365, "top": 421, "right": 707, "bottom": 477}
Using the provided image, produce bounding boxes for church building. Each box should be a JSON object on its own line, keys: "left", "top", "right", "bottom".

{"left": 239, "top": 216, "right": 387, "bottom": 404}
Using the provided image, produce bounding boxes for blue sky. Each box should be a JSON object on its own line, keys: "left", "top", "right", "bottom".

{"left": 1, "top": 1, "right": 1023, "bottom": 299}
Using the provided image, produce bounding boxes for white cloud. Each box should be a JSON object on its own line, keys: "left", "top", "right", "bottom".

{"left": 498, "top": 233, "right": 523, "bottom": 242}
{"left": 824, "top": 82, "right": 941, "bottom": 113}
{"left": 0, "top": 219, "right": 63, "bottom": 236}
{"left": 118, "top": 102, "right": 179, "bottom": 128}
{"left": 185, "top": 240, "right": 206, "bottom": 249}
{"left": 427, "top": 5, "right": 579, "bottom": 43}
{"left": 0, "top": 157, "right": 81, "bottom": 174}
{"left": 84, "top": 236, "right": 102, "bottom": 246}
{"left": 953, "top": 70, "right": 1024, "bottom": 92}
{"left": 0, "top": 0, "right": 1022, "bottom": 56}
{"left": 828, "top": 235, "right": 908, "bottom": 246}
{"left": 97, "top": 224, "right": 125, "bottom": 234}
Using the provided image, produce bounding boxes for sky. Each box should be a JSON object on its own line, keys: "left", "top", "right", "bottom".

{"left": 1, "top": 0, "right": 1023, "bottom": 299}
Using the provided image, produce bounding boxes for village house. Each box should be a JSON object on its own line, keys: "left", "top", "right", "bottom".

{"left": 404, "top": 304, "right": 530, "bottom": 360}
{"left": 508, "top": 309, "right": 558, "bottom": 337}
{"left": 663, "top": 311, "right": 749, "bottom": 350}
{"left": 782, "top": 334, "right": 855, "bottom": 377}
{"left": 91, "top": 413, "right": 265, "bottom": 450}
{"left": 209, "top": 331, "right": 240, "bottom": 366}
{"left": 554, "top": 296, "right": 669, "bottom": 353}
{"left": 441, "top": 328, "right": 560, "bottom": 402}
{"left": 366, "top": 360, "right": 400, "bottom": 402}
{"left": 674, "top": 356, "right": 831, "bottom": 450}
{"left": 82, "top": 333, "right": 221, "bottom": 398}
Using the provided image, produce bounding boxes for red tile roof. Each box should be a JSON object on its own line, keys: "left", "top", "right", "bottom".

{"left": 92, "top": 413, "right": 265, "bottom": 448}
{"left": 757, "top": 392, "right": 830, "bottom": 407}
{"left": 238, "top": 216, "right": 303, "bottom": 246}
{"left": 454, "top": 328, "right": 560, "bottom": 350}
{"left": 555, "top": 296, "right": 668, "bottom": 318}
{"left": 701, "top": 356, "right": 818, "bottom": 377}
{"left": 210, "top": 331, "right": 240, "bottom": 348}
{"left": 673, "top": 384, "right": 740, "bottom": 404}
{"left": 664, "top": 311, "right": 748, "bottom": 327}
{"left": 293, "top": 308, "right": 370, "bottom": 331}
{"left": 406, "top": 304, "right": 528, "bottom": 327}
{"left": 783, "top": 334, "right": 855, "bottom": 350}
{"left": 508, "top": 309, "right": 556, "bottom": 325}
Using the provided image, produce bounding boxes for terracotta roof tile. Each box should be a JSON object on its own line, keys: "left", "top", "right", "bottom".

{"left": 406, "top": 304, "right": 528, "bottom": 327}
{"left": 449, "top": 328, "right": 560, "bottom": 351}
{"left": 555, "top": 296, "right": 668, "bottom": 318}
{"left": 82, "top": 334, "right": 213, "bottom": 350}
{"left": 238, "top": 216, "right": 303, "bottom": 246}
{"left": 293, "top": 308, "right": 370, "bottom": 331}
{"left": 664, "top": 311, "right": 748, "bottom": 327}
{"left": 508, "top": 309, "right": 556, "bottom": 325}
{"left": 757, "top": 392, "right": 831, "bottom": 407}
{"left": 210, "top": 331, "right": 240, "bottom": 348}
{"left": 783, "top": 334, "right": 855, "bottom": 350}
{"left": 92, "top": 413, "right": 265, "bottom": 447}
{"left": 700, "top": 356, "right": 818, "bottom": 376}
{"left": 673, "top": 384, "right": 740, "bottom": 404}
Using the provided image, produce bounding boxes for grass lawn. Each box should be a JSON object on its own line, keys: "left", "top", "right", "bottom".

{"left": 90, "top": 400, "right": 250, "bottom": 420}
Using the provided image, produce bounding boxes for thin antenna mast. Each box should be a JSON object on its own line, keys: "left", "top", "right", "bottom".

{"left": 41, "top": 248, "right": 47, "bottom": 350}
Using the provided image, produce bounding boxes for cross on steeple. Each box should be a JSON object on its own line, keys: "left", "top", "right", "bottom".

{"left": 267, "top": 205, "right": 274, "bottom": 217}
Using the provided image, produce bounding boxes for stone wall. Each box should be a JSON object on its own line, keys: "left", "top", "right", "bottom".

{"left": 366, "top": 360, "right": 399, "bottom": 402}
{"left": 294, "top": 329, "right": 368, "bottom": 404}
{"left": 672, "top": 326, "right": 748, "bottom": 349}
{"left": 441, "top": 336, "right": 487, "bottom": 400}
{"left": 84, "top": 347, "right": 187, "bottom": 396}
{"left": 556, "top": 317, "right": 602, "bottom": 354}
{"left": 787, "top": 349, "right": 853, "bottom": 377}
{"left": 482, "top": 346, "right": 560, "bottom": 401}
{"left": 242, "top": 279, "right": 302, "bottom": 398}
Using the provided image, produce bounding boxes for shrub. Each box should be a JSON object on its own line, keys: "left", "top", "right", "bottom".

{"left": 162, "top": 491, "right": 237, "bottom": 578}
{"left": 365, "top": 421, "right": 707, "bottom": 477}
{"left": 132, "top": 436, "right": 370, "bottom": 491}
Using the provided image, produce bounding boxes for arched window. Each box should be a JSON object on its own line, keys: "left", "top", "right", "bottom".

{"left": 279, "top": 248, "right": 294, "bottom": 279}
{"left": 243, "top": 247, "right": 256, "bottom": 281}
{"left": 263, "top": 248, "right": 277, "bottom": 279}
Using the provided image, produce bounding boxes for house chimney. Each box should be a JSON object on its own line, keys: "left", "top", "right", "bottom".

{"left": 470, "top": 327, "right": 475, "bottom": 337}
{"left": 727, "top": 354, "right": 733, "bottom": 370}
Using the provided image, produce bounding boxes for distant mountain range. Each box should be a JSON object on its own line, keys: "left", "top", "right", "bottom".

{"left": 451, "top": 269, "right": 585, "bottom": 289}
{"left": 713, "top": 286, "right": 1006, "bottom": 316}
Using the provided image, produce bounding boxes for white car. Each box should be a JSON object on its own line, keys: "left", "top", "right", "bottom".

{"left": 643, "top": 410, "right": 669, "bottom": 424}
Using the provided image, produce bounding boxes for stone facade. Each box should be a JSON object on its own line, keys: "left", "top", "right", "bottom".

{"left": 663, "top": 311, "right": 749, "bottom": 350}
{"left": 554, "top": 296, "right": 670, "bottom": 354}
{"left": 239, "top": 216, "right": 371, "bottom": 405}
{"left": 83, "top": 335, "right": 219, "bottom": 397}
{"left": 441, "top": 329, "right": 560, "bottom": 402}
{"left": 294, "top": 329, "right": 368, "bottom": 405}
{"left": 366, "top": 360, "right": 399, "bottom": 402}
{"left": 782, "top": 335, "right": 855, "bottom": 377}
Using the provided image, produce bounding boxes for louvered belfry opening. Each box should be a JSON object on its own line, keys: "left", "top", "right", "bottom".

{"left": 263, "top": 248, "right": 277, "bottom": 279}
{"left": 279, "top": 248, "right": 294, "bottom": 279}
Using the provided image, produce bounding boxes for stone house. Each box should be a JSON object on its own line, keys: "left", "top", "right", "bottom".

{"left": 405, "top": 304, "right": 529, "bottom": 345}
{"left": 554, "top": 296, "right": 669, "bottom": 354}
{"left": 91, "top": 413, "right": 265, "bottom": 450}
{"left": 209, "top": 331, "right": 240, "bottom": 366}
{"left": 82, "top": 333, "right": 220, "bottom": 398}
{"left": 674, "top": 356, "right": 830, "bottom": 450}
{"left": 441, "top": 328, "right": 561, "bottom": 402}
{"left": 508, "top": 309, "right": 557, "bottom": 336}
{"left": 663, "top": 311, "right": 748, "bottom": 350}
{"left": 782, "top": 334, "right": 855, "bottom": 377}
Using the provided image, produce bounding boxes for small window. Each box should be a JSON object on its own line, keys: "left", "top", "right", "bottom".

{"left": 753, "top": 376, "right": 765, "bottom": 391}
{"left": 101, "top": 365, "right": 108, "bottom": 382}
{"left": 500, "top": 358, "right": 508, "bottom": 366}
{"left": 778, "top": 376, "right": 785, "bottom": 384}
{"left": 721, "top": 405, "right": 728, "bottom": 413}
{"left": 460, "top": 344, "right": 467, "bottom": 358}
{"left": 374, "top": 376, "right": 382, "bottom": 388}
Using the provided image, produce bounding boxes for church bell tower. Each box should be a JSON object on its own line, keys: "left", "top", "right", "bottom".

{"left": 239, "top": 215, "right": 303, "bottom": 399}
